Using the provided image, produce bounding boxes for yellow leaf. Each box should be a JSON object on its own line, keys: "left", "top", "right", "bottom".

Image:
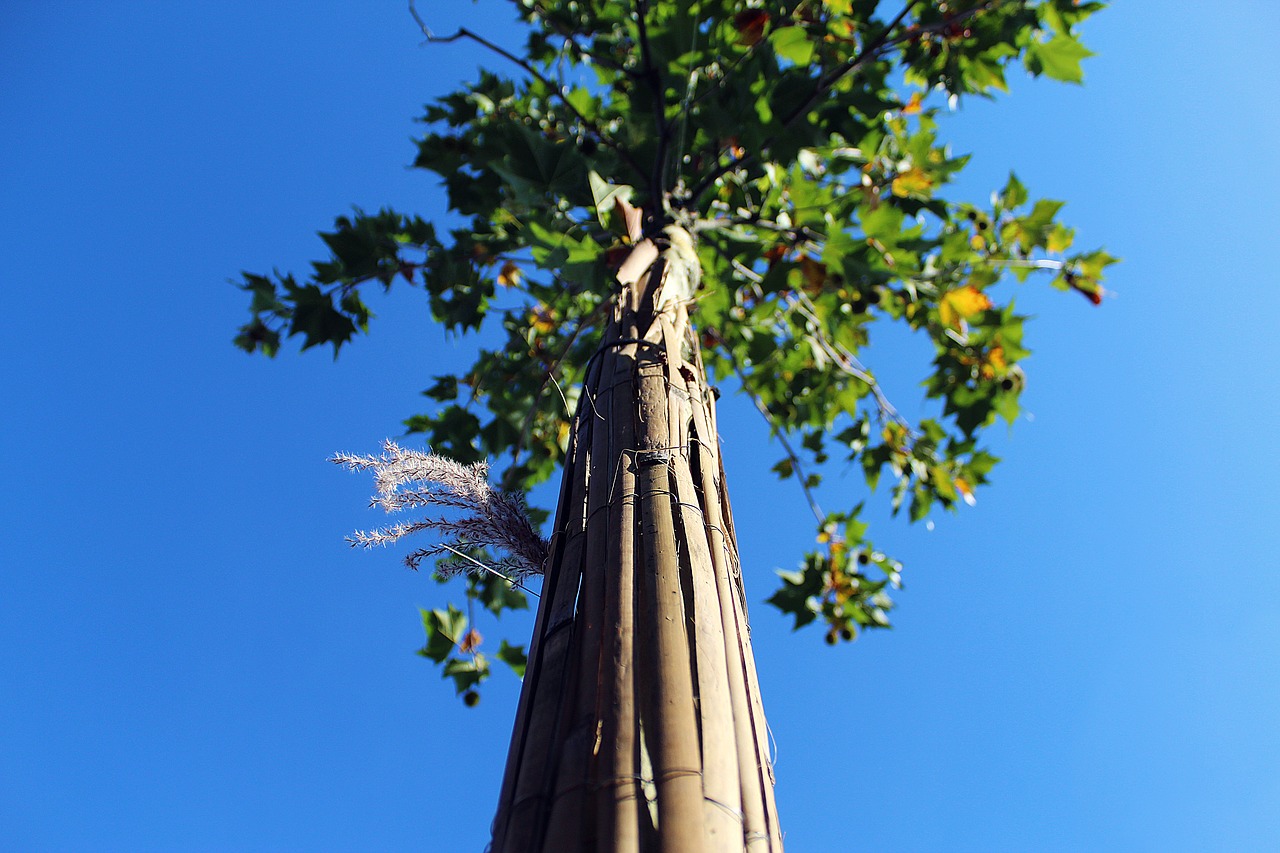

{"left": 529, "top": 304, "right": 555, "bottom": 334}
{"left": 954, "top": 477, "right": 977, "bottom": 506}
{"left": 891, "top": 166, "right": 932, "bottom": 197}
{"left": 902, "top": 91, "right": 923, "bottom": 115}
{"left": 1046, "top": 224, "right": 1074, "bottom": 253}
{"left": 882, "top": 421, "right": 907, "bottom": 449}
{"left": 939, "top": 285, "right": 992, "bottom": 329}
{"left": 823, "top": 0, "right": 853, "bottom": 14}
{"left": 497, "top": 261, "right": 521, "bottom": 288}
{"left": 980, "top": 344, "right": 1007, "bottom": 379}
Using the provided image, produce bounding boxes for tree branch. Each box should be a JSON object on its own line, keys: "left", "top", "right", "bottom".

{"left": 781, "top": 290, "right": 909, "bottom": 429}
{"left": 409, "top": 1, "right": 646, "bottom": 180}
{"left": 509, "top": 299, "right": 609, "bottom": 468}
{"left": 680, "top": 0, "right": 1037, "bottom": 213}
{"left": 633, "top": 0, "right": 672, "bottom": 220}
{"left": 733, "top": 362, "right": 826, "bottom": 525}
{"left": 680, "top": 2, "right": 923, "bottom": 209}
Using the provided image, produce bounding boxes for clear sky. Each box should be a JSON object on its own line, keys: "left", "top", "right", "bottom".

{"left": 3, "top": 2, "right": 1279, "bottom": 851}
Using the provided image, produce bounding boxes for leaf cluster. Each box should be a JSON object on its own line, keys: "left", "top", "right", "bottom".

{"left": 234, "top": 0, "right": 1113, "bottom": 699}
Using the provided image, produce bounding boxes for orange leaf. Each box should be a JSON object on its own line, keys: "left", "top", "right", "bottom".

{"left": 459, "top": 627, "right": 483, "bottom": 653}
{"left": 902, "top": 91, "right": 924, "bottom": 115}
{"left": 891, "top": 166, "right": 932, "bottom": 198}
{"left": 979, "top": 344, "right": 1007, "bottom": 379}
{"left": 497, "top": 261, "right": 521, "bottom": 288}
{"left": 939, "top": 285, "right": 992, "bottom": 329}
{"left": 530, "top": 305, "right": 556, "bottom": 334}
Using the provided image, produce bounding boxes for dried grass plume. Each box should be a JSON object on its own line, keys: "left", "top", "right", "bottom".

{"left": 332, "top": 440, "right": 548, "bottom": 578}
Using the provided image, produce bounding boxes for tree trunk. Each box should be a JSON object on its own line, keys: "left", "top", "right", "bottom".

{"left": 488, "top": 237, "right": 783, "bottom": 852}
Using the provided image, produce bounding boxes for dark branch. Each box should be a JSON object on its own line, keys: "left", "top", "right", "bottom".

{"left": 681, "top": 1, "right": 925, "bottom": 209}
{"left": 409, "top": 1, "right": 646, "bottom": 180}
{"left": 633, "top": 0, "right": 671, "bottom": 221}
{"left": 677, "top": 0, "right": 1035, "bottom": 212}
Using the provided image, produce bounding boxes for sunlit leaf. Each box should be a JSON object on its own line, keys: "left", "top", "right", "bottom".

{"left": 939, "top": 285, "right": 992, "bottom": 329}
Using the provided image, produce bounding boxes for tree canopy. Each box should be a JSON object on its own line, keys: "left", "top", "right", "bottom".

{"left": 236, "top": 0, "right": 1112, "bottom": 700}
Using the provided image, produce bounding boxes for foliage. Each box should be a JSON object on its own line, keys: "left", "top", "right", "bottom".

{"left": 235, "top": 0, "right": 1112, "bottom": 698}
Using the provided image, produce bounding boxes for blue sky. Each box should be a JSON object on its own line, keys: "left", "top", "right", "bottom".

{"left": 3, "top": 2, "right": 1279, "bottom": 851}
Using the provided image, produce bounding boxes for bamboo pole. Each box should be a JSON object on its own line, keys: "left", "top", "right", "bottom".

{"left": 489, "top": 238, "right": 783, "bottom": 852}
{"left": 598, "top": 332, "right": 641, "bottom": 853}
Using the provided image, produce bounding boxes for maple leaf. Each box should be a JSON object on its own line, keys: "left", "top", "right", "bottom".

{"left": 891, "top": 165, "right": 932, "bottom": 197}
{"left": 939, "top": 285, "right": 992, "bottom": 329}
{"left": 459, "top": 627, "right": 483, "bottom": 653}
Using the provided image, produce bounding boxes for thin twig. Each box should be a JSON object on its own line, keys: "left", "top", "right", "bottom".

{"left": 681, "top": 0, "right": 810, "bottom": 138}
{"left": 408, "top": 1, "right": 646, "bottom": 179}
{"left": 732, "top": 363, "right": 826, "bottom": 524}
{"left": 682, "top": 0, "right": 923, "bottom": 208}
{"left": 510, "top": 300, "right": 609, "bottom": 467}
{"left": 703, "top": 232, "right": 909, "bottom": 433}
{"left": 633, "top": 0, "right": 671, "bottom": 215}
{"left": 437, "top": 542, "right": 542, "bottom": 599}
{"left": 682, "top": 0, "right": 1021, "bottom": 212}
{"left": 781, "top": 291, "right": 908, "bottom": 428}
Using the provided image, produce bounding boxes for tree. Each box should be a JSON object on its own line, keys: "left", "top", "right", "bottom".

{"left": 235, "top": 1, "right": 1111, "bottom": 848}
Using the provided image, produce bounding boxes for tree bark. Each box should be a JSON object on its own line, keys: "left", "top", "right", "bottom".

{"left": 489, "top": 239, "right": 783, "bottom": 852}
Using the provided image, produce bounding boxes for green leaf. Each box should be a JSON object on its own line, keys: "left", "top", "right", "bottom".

{"left": 422, "top": 374, "right": 459, "bottom": 402}
{"left": 1026, "top": 34, "right": 1094, "bottom": 83}
{"left": 770, "top": 26, "right": 814, "bottom": 65}
{"left": 588, "top": 170, "right": 634, "bottom": 229}
{"left": 497, "top": 641, "right": 528, "bottom": 678}
{"left": 443, "top": 654, "right": 489, "bottom": 694}
{"left": 475, "top": 571, "right": 529, "bottom": 616}
{"left": 287, "top": 284, "right": 357, "bottom": 354}
{"left": 1000, "top": 172, "right": 1028, "bottom": 209}
{"left": 766, "top": 558, "right": 825, "bottom": 630}
{"left": 418, "top": 605, "right": 467, "bottom": 664}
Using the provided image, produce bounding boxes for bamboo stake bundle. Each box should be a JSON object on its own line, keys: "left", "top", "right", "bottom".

{"left": 488, "top": 235, "right": 782, "bottom": 853}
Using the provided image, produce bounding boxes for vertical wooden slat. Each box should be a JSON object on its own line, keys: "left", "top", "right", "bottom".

{"left": 490, "top": 241, "right": 783, "bottom": 853}
{"left": 635, "top": 340, "right": 705, "bottom": 853}
{"left": 689, "top": 377, "right": 780, "bottom": 852}
{"left": 500, "top": 393, "right": 594, "bottom": 850}
{"left": 490, "top": 388, "right": 591, "bottom": 852}
{"left": 672, "top": 461, "right": 743, "bottom": 852}
{"left": 543, "top": 346, "right": 615, "bottom": 851}
{"left": 598, "top": 331, "right": 641, "bottom": 853}
{"left": 702, "top": 443, "right": 782, "bottom": 852}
